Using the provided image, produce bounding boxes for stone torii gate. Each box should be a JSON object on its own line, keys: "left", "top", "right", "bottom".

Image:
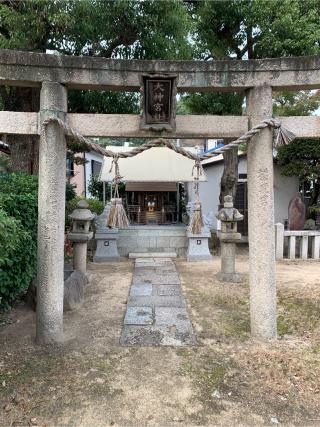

{"left": 0, "top": 50, "right": 319, "bottom": 344}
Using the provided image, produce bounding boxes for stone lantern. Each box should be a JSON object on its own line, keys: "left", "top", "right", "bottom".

{"left": 68, "top": 200, "right": 94, "bottom": 274}
{"left": 216, "top": 195, "right": 243, "bottom": 282}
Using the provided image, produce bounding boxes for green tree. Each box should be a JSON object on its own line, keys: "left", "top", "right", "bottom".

{"left": 273, "top": 91, "right": 320, "bottom": 117}
{"left": 0, "top": 0, "right": 193, "bottom": 170}
{"left": 273, "top": 89, "right": 320, "bottom": 209}
{"left": 183, "top": 0, "right": 320, "bottom": 203}
{"left": 0, "top": 173, "right": 38, "bottom": 308}
{"left": 277, "top": 139, "right": 320, "bottom": 208}
{"left": 188, "top": 0, "right": 320, "bottom": 61}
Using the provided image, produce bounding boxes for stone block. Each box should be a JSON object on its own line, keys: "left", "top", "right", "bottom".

{"left": 124, "top": 306, "right": 153, "bottom": 325}
{"left": 128, "top": 295, "right": 186, "bottom": 308}
{"left": 157, "top": 285, "right": 181, "bottom": 296}
{"left": 130, "top": 284, "right": 153, "bottom": 297}
{"left": 94, "top": 229, "right": 120, "bottom": 262}
{"left": 137, "top": 236, "right": 151, "bottom": 248}
{"left": 63, "top": 270, "right": 88, "bottom": 311}
{"left": 155, "top": 267, "right": 176, "bottom": 274}
{"left": 156, "top": 236, "right": 171, "bottom": 248}
{"left": 151, "top": 274, "right": 180, "bottom": 285}
{"left": 312, "top": 236, "right": 320, "bottom": 259}
{"left": 132, "top": 275, "right": 155, "bottom": 285}
{"left": 134, "top": 267, "right": 156, "bottom": 275}
{"left": 120, "top": 325, "right": 196, "bottom": 347}
{"left": 149, "top": 237, "right": 157, "bottom": 247}
{"left": 129, "top": 252, "right": 177, "bottom": 259}
{"left": 120, "top": 325, "right": 163, "bottom": 346}
{"left": 155, "top": 307, "right": 192, "bottom": 333}
{"left": 117, "top": 237, "right": 136, "bottom": 247}
{"left": 275, "top": 223, "right": 284, "bottom": 260}
{"left": 170, "top": 236, "right": 187, "bottom": 248}
{"left": 216, "top": 272, "right": 241, "bottom": 283}
{"left": 187, "top": 231, "right": 212, "bottom": 262}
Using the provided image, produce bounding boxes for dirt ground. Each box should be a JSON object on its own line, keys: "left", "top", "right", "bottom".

{"left": 1, "top": 254, "right": 320, "bottom": 427}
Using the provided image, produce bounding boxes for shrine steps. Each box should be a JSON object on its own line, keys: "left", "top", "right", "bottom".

{"left": 128, "top": 252, "right": 177, "bottom": 259}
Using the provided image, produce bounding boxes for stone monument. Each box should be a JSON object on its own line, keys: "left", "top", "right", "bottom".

{"left": 215, "top": 195, "right": 243, "bottom": 282}
{"left": 288, "top": 194, "right": 306, "bottom": 230}
{"left": 93, "top": 203, "right": 120, "bottom": 262}
{"left": 68, "top": 200, "right": 94, "bottom": 274}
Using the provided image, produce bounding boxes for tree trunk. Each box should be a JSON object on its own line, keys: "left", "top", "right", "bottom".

{"left": 5, "top": 87, "right": 40, "bottom": 174}
{"left": 309, "top": 179, "right": 320, "bottom": 207}
{"left": 219, "top": 146, "right": 238, "bottom": 207}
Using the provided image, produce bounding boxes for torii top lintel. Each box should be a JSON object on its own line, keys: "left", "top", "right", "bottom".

{"left": 0, "top": 49, "right": 319, "bottom": 92}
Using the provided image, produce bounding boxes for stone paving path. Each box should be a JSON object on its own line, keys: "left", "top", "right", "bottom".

{"left": 120, "top": 258, "right": 196, "bottom": 346}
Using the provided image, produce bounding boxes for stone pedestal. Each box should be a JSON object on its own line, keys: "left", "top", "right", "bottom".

{"left": 94, "top": 204, "right": 120, "bottom": 262}
{"left": 68, "top": 233, "right": 93, "bottom": 273}
{"left": 94, "top": 228, "right": 120, "bottom": 262}
{"left": 216, "top": 195, "right": 243, "bottom": 283}
{"left": 68, "top": 200, "right": 94, "bottom": 274}
{"left": 216, "top": 241, "right": 241, "bottom": 282}
{"left": 187, "top": 228, "right": 212, "bottom": 261}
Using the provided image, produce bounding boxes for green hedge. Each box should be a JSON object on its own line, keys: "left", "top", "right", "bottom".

{"left": 0, "top": 209, "right": 35, "bottom": 309}
{"left": 0, "top": 173, "right": 38, "bottom": 309}
{"left": 0, "top": 172, "right": 104, "bottom": 308}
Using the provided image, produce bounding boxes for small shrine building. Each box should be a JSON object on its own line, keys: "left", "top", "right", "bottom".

{"left": 100, "top": 146, "right": 206, "bottom": 226}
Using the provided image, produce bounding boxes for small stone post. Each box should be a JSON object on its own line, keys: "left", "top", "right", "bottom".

{"left": 275, "top": 223, "right": 284, "bottom": 260}
{"left": 216, "top": 195, "right": 243, "bottom": 282}
{"left": 246, "top": 85, "right": 277, "bottom": 339}
{"left": 36, "top": 82, "right": 67, "bottom": 344}
{"left": 68, "top": 200, "right": 94, "bottom": 273}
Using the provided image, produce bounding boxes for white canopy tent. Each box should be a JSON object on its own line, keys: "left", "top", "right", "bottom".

{"left": 99, "top": 146, "right": 207, "bottom": 183}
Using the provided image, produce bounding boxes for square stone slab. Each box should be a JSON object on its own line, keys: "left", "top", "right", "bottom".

{"left": 120, "top": 325, "right": 196, "bottom": 347}
{"left": 155, "top": 267, "right": 177, "bottom": 274}
{"left": 128, "top": 295, "right": 186, "bottom": 308}
{"left": 130, "top": 283, "right": 153, "bottom": 297}
{"left": 124, "top": 306, "right": 153, "bottom": 325}
{"left": 155, "top": 307, "right": 192, "bottom": 333}
{"left": 157, "top": 285, "right": 181, "bottom": 296}
{"left": 129, "top": 252, "right": 177, "bottom": 259}
{"left": 134, "top": 265, "right": 156, "bottom": 275}
{"left": 132, "top": 276, "right": 154, "bottom": 286}
{"left": 151, "top": 274, "right": 180, "bottom": 285}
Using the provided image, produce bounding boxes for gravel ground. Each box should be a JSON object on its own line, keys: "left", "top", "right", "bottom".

{"left": 0, "top": 255, "right": 319, "bottom": 426}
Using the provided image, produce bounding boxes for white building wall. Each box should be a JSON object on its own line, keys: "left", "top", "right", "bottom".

{"left": 189, "top": 156, "right": 298, "bottom": 229}
{"left": 273, "top": 164, "right": 299, "bottom": 224}
{"left": 84, "top": 151, "right": 104, "bottom": 198}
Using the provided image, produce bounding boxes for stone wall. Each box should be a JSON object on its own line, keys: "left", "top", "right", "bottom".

{"left": 118, "top": 225, "right": 188, "bottom": 257}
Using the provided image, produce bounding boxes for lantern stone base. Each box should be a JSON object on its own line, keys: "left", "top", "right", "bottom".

{"left": 216, "top": 271, "right": 242, "bottom": 283}
{"left": 64, "top": 270, "right": 89, "bottom": 312}
{"left": 187, "top": 229, "right": 212, "bottom": 262}
{"left": 93, "top": 228, "right": 120, "bottom": 262}
{"left": 68, "top": 232, "right": 93, "bottom": 274}
{"left": 216, "top": 242, "right": 242, "bottom": 283}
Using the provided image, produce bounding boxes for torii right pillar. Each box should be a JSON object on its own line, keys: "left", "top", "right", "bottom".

{"left": 246, "top": 85, "right": 277, "bottom": 339}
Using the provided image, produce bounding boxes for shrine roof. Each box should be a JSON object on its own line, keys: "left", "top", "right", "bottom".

{"left": 99, "top": 146, "right": 207, "bottom": 183}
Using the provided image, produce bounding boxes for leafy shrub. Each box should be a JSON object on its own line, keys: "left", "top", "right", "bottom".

{"left": 0, "top": 173, "right": 38, "bottom": 309}
{"left": 0, "top": 173, "right": 38, "bottom": 236}
{"left": 65, "top": 196, "right": 104, "bottom": 230}
{"left": 0, "top": 209, "right": 35, "bottom": 309}
{"left": 88, "top": 174, "right": 104, "bottom": 201}
{"left": 87, "top": 175, "right": 126, "bottom": 201}
{"left": 66, "top": 181, "right": 77, "bottom": 202}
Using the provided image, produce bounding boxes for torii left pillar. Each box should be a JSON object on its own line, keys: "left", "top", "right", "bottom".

{"left": 36, "top": 82, "right": 67, "bottom": 344}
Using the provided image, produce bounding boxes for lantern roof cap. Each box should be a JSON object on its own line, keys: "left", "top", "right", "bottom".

{"left": 68, "top": 200, "right": 94, "bottom": 221}
{"left": 216, "top": 196, "right": 244, "bottom": 222}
